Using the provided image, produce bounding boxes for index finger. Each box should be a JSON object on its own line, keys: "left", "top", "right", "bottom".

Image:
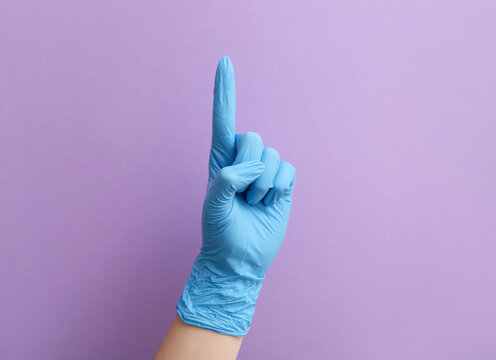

{"left": 211, "top": 56, "right": 236, "bottom": 161}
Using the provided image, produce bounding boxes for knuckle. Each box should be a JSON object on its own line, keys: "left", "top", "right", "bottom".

{"left": 243, "top": 131, "right": 262, "bottom": 144}
{"left": 283, "top": 161, "right": 296, "bottom": 175}
{"left": 264, "top": 147, "right": 280, "bottom": 160}
{"left": 285, "top": 161, "right": 295, "bottom": 170}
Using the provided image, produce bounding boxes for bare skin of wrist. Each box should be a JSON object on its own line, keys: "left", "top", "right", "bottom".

{"left": 154, "top": 315, "right": 243, "bottom": 360}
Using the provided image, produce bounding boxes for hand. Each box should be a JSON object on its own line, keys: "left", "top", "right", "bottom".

{"left": 177, "top": 56, "right": 296, "bottom": 337}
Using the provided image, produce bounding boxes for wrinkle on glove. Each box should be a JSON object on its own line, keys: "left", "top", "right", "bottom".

{"left": 177, "top": 257, "right": 263, "bottom": 336}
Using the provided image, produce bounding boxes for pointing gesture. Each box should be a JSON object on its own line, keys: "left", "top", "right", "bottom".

{"left": 177, "top": 56, "right": 296, "bottom": 336}
{"left": 209, "top": 56, "right": 236, "bottom": 181}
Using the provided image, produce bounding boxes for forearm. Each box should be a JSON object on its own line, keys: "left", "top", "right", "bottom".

{"left": 154, "top": 315, "right": 242, "bottom": 360}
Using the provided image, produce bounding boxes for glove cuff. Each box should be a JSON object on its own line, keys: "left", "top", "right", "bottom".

{"left": 176, "top": 255, "right": 264, "bottom": 337}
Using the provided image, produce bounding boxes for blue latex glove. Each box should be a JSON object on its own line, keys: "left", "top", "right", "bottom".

{"left": 177, "top": 56, "right": 296, "bottom": 336}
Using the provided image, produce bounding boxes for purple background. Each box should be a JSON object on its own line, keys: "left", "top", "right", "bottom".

{"left": 1, "top": 1, "right": 495, "bottom": 359}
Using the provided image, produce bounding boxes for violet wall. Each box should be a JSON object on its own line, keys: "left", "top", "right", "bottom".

{"left": 1, "top": 1, "right": 495, "bottom": 359}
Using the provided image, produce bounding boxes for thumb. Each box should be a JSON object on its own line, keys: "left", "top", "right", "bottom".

{"left": 204, "top": 161, "right": 265, "bottom": 219}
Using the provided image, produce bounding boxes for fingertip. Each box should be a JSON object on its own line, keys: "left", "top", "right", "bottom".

{"left": 246, "top": 190, "right": 258, "bottom": 205}
{"left": 219, "top": 55, "right": 232, "bottom": 68}
{"left": 263, "top": 189, "right": 276, "bottom": 206}
{"left": 216, "top": 56, "right": 234, "bottom": 82}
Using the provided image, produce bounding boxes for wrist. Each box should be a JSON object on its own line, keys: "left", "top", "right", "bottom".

{"left": 176, "top": 255, "right": 264, "bottom": 337}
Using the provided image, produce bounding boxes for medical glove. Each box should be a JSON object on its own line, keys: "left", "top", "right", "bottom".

{"left": 176, "top": 56, "right": 296, "bottom": 337}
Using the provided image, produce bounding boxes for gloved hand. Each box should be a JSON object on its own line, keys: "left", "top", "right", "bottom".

{"left": 177, "top": 56, "right": 296, "bottom": 337}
